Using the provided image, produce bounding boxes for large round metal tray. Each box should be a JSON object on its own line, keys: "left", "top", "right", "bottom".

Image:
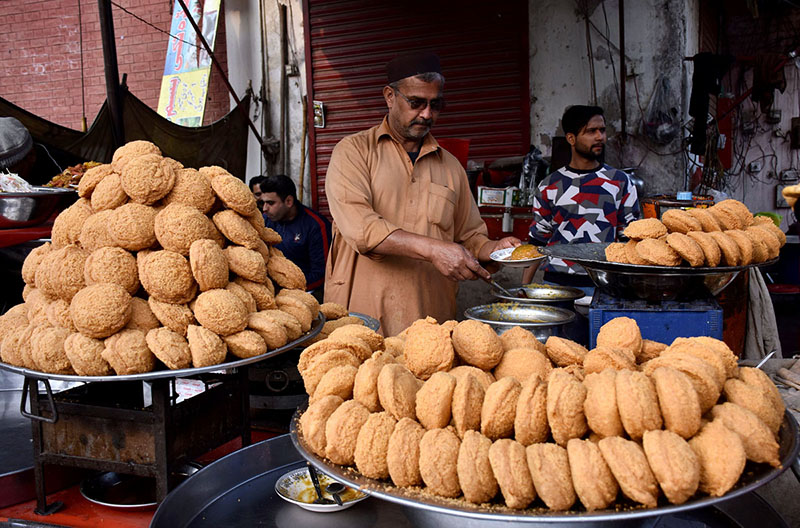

{"left": 465, "top": 302, "right": 576, "bottom": 340}
{"left": 539, "top": 242, "right": 778, "bottom": 301}
{"left": 0, "top": 313, "right": 324, "bottom": 382}
{"left": 290, "top": 408, "right": 800, "bottom": 523}
{"left": 492, "top": 283, "right": 585, "bottom": 305}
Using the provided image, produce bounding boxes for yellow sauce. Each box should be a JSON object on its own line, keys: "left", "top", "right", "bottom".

{"left": 292, "top": 474, "right": 363, "bottom": 504}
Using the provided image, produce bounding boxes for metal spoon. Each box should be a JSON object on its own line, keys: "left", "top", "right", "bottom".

{"left": 480, "top": 275, "right": 515, "bottom": 298}
{"left": 325, "top": 482, "right": 345, "bottom": 506}
{"left": 307, "top": 463, "right": 334, "bottom": 504}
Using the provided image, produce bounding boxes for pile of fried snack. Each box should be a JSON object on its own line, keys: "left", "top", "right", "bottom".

{"left": 606, "top": 199, "right": 787, "bottom": 267}
{"left": 299, "top": 316, "right": 785, "bottom": 512}
{"left": 0, "top": 140, "right": 353, "bottom": 376}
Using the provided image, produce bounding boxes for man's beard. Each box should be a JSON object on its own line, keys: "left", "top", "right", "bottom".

{"left": 575, "top": 142, "right": 604, "bottom": 161}
{"left": 403, "top": 118, "right": 433, "bottom": 140}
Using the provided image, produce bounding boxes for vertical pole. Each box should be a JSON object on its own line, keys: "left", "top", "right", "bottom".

{"left": 618, "top": 0, "right": 626, "bottom": 138}
{"left": 97, "top": 0, "right": 124, "bottom": 148}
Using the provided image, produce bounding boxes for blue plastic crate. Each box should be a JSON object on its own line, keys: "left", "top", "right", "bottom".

{"left": 589, "top": 292, "right": 723, "bottom": 348}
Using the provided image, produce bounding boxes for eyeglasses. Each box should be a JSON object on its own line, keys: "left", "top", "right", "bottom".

{"left": 393, "top": 89, "right": 446, "bottom": 112}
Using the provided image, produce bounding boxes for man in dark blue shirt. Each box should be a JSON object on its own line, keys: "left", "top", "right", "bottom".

{"left": 258, "top": 174, "right": 332, "bottom": 292}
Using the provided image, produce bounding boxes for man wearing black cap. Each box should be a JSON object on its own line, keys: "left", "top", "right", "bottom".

{"left": 324, "top": 51, "right": 519, "bottom": 335}
{"left": 0, "top": 117, "right": 37, "bottom": 182}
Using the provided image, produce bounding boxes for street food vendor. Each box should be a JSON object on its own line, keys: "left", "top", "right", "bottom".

{"left": 522, "top": 105, "right": 641, "bottom": 287}
{"left": 324, "top": 51, "right": 519, "bottom": 336}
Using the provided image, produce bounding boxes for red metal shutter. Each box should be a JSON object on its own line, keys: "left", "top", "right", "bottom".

{"left": 303, "top": 0, "right": 530, "bottom": 217}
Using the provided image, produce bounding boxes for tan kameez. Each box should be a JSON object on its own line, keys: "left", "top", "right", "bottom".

{"left": 324, "top": 117, "right": 490, "bottom": 336}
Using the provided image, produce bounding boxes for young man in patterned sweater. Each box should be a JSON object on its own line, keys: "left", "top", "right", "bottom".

{"left": 522, "top": 105, "right": 640, "bottom": 288}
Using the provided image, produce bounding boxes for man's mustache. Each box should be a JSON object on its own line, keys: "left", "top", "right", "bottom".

{"left": 411, "top": 118, "right": 433, "bottom": 127}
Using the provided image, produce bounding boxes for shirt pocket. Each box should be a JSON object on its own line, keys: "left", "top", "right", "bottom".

{"left": 427, "top": 183, "right": 457, "bottom": 233}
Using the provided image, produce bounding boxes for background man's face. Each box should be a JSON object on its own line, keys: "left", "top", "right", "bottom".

{"left": 251, "top": 183, "right": 265, "bottom": 209}
{"left": 386, "top": 77, "right": 443, "bottom": 144}
{"left": 571, "top": 114, "right": 607, "bottom": 161}
{"left": 262, "top": 191, "right": 292, "bottom": 221}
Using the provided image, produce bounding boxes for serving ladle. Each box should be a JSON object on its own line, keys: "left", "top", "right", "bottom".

{"left": 325, "top": 482, "right": 345, "bottom": 506}
{"left": 307, "top": 463, "right": 334, "bottom": 505}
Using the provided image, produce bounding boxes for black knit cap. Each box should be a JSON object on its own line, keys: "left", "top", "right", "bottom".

{"left": 386, "top": 51, "right": 441, "bottom": 84}
{"left": 0, "top": 117, "right": 33, "bottom": 170}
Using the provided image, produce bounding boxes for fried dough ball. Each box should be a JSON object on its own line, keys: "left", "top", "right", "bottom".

{"left": 224, "top": 245, "right": 267, "bottom": 283}
{"left": 686, "top": 230, "right": 722, "bottom": 266}
{"left": 139, "top": 250, "right": 197, "bottom": 304}
{"left": 276, "top": 296, "right": 313, "bottom": 333}
{"left": 300, "top": 337, "right": 370, "bottom": 368}
{"left": 598, "top": 436, "right": 658, "bottom": 507}
{"left": 604, "top": 242, "right": 628, "bottom": 263}
{"left": 39, "top": 244, "right": 88, "bottom": 303}
{"left": 707, "top": 231, "right": 741, "bottom": 266}
{"left": 662, "top": 208, "right": 702, "bottom": 234}
{"left": 752, "top": 220, "right": 786, "bottom": 247}
{"left": 487, "top": 438, "right": 535, "bottom": 509}
{"left": 650, "top": 366, "right": 701, "bottom": 438}
{"left": 456, "top": 430, "right": 498, "bottom": 504}
{"left": 225, "top": 282, "right": 257, "bottom": 313}
{"left": 266, "top": 255, "right": 306, "bottom": 290}
{"left": 689, "top": 420, "right": 746, "bottom": 497}
{"left": 111, "top": 140, "right": 161, "bottom": 172}
{"left": 198, "top": 165, "right": 231, "bottom": 182}
{"left": 707, "top": 205, "right": 742, "bottom": 230}
{"left": 311, "top": 364, "right": 358, "bottom": 403}
{"left": 514, "top": 375, "right": 549, "bottom": 445}
{"left": 90, "top": 173, "right": 128, "bottom": 211}
{"left": 666, "top": 232, "right": 705, "bottom": 267}
{"left": 547, "top": 368, "right": 588, "bottom": 446}
{"left": 78, "top": 163, "right": 115, "bottom": 198}
{"left": 545, "top": 336, "right": 588, "bottom": 367}
{"left": 328, "top": 324, "right": 383, "bottom": 352}
{"left": 120, "top": 153, "right": 176, "bottom": 205}
{"left": 451, "top": 319, "right": 504, "bottom": 370}
{"left": 352, "top": 351, "right": 396, "bottom": 412}
{"left": 403, "top": 317, "right": 454, "bottom": 379}
{"left": 247, "top": 311, "right": 288, "bottom": 349}
{"left": 22, "top": 242, "right": 52, "bottom": 285}
{"left": 210, "top": 174, "right": 258, "bottom": 216}
{"left": 595, "top": 317, "right": 642, "bottom": 359}
{"left": 186, "top": 324, "right": 227, "bottom": 367}
{"left": 566, "top": 438, "right": 619, "bottom": 511}
{"left": 222, "top": 330, "right": 266, "bottom": 359}
{"left": 685, "top": 207, "right": 722, "bottom": 232}
{"left": 230, "top": 278, "right": 274, "bottom": 311}
{"left": 624, "top": 218, "right": 668, "bottom": 240}
{"left": 500, "top": 325, "right": 546, "bottom": 353}
{"left": 52, "top": 199, "right": 93, "bottom": 249}
{"left": 481, "top": 377, "right": 522, "bottom": 440}
{"left": 387, "top": 417, "right": 426, "bottom": 487}
{"left": 102, "top": 328, "right": 155, "bottom": 375}
{"left": 725, "top": 229, "right": 754, "bottom": 266}
{"left": 623, "top": 240, "right": 650, "bottom": 265}
{"left": 723, "top": 378, "right": 782, "bottom": 436}
{"left": 320, "top": 302, "right": 348, "bottom": 320}
{"left": 716, "top": 199, "right": 753, "bottom": 227}
{"left": 154, "top": 203, "right": 218, "bottom": 256}
{"left": 324, "top": 399, "right": 370, "bottom": 465}
{"left": 162, "top": 167, "right": 216, "bottom": 214}
{"left": 259, "top": 309, "right": 302, "bottom": 340}
{"left": 2, "top": 324, "right": 34, "bottom": 368}
{"left": 377, "top": 363, "right": 422, "bottom": 421}
{"left": 493, "top": 347, "right": 551, "bottom": 383}
{"left": 145, "top": 327, "right": 191, "bottom": 370}
{"left": 354, "top": 412, "right": 397, "bottom": 479}
{"left": 615, "top": 369, "right": 662, "bottom": 440}
{"left": 662, "top": 340, "right": 726, "bottom": 388}
{"left": 213, "top": 210, "right": 261, "bottom": 249}
{"left": 635, "top": 237, "right": 682, "bottom": 266}
{"left": 193, "top": 289, "right": 248, "bottom": 336}
{"left": 738, "top": 366, "right": 785, "bottom": 417}
{"left": 710, "top": 403, "right": 780, "bottom": 467}
{"left": 748, "top": 226, "right": 780, "bottom": 259}
{"left": 126, "top": 297, "right": 161, "bottom": 332}
{"left": 277, "top": 289, "right": 321, "bottom": 320}
{"left": 742, "top": 228, "right": 769, "bottom": 263}
{"left": 300, "top": 395, "right": 344, "bottom": 457}
{"left": 383, "top": 336, "right": 404, "bottom": 357}
{"left": 107, "top": 203, "right": 158, "bottom": 251}
{"left": 84, "top": 247, "right": 139, "bottom": 295}
{"left": 45, "top": 299, "right": 76, "bottom": 332}
{"left": 70, "top": 283, "right": 132, "bottom": 338}
{"left": 671, "top": 336, "right": 737, "bottom": 378}
{"left": 526, "top": 443, "right": 575, "bottom": 511}
{"left": 583, "top": 369, "right": 623, "bottom": 438}
{"left": 0, "top": 304, "right": 29, "bottom": 351}
{"left": 642, "top": 430, "right": 699, "bottom": 505}
{"left": 583, "top": 346, "right": 635, "bottom": 374}
{"left": 415, "top": 371, "right": 457, "bottom": 430}
{"left": 642, "top": 353, "right": 721, "bottom": 413}
{"left": 64, "top": 332, "right": 112, "bottom": 376}
{"left": 418, "top": 427, "right": 462, "bottom": 498}
{"left": 30, "top": 326, "right": 72, "bottom": 374}
{"left": 448, "top": 365, "right": 496, "bottom": 391}
{"left": 451, "top": 373, "right": 486, "bottom": 438}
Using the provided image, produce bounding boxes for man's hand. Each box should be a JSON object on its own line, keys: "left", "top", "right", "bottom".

{"left": 428, "top": 240, "right": 490, "bottom": 281}
{"left": 477, "top": 236, "right": 522, "bottom": 262}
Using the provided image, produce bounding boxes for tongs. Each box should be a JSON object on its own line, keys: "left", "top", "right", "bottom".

{"left": 480, "top": 276, "right": 515, "bottom": 298}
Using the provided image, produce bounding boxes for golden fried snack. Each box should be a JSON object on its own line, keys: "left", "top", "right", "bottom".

{"left": 145, "top": 327, "right": 191, "bottom": 370}
{"left": 139, "top": 250, "right": 197, "bottom": 304}
{"left": 51, "top": 199, "right": 93, "bottom": 249}
{"left": 545, "top": 335, "right": 588, "bottom": 366}
{"left": 84, "top": 246, "right": 139, "bottom": 295}
{"left": 154, "top": 203, "right": 217, "bottom": 256}
{"left": 106, "top": 203, "right": 158, "bottom": 252}
{"left": 415, "top": 371, "right": 457, "bottom": 430}
{"left": 662, "top": 341, "right": 725, "bottom": 388}
{"left": 386, "top": 417, "right": 427, "bottom": 486}
{"left": 329, "top": 324, "right": 383, "bottom": 352}
{"left": 661, "top": 208, "right": 702, "bottom": 234}
{"left": 354, "top": 411, "right": 397, "bottom": 479}
{"left": 456, "top": 430, "right": 498, "bottom": 504}
{"left": 566, "top": 438, "right": 619, "bottom": 511}
{"left": 480, "top": 377, "right": 522, "bottom": 440}
{"left": 403, "top": 317, "right": 454, "bottom": 379}
{"left": 225, "top": 246, "right": 267, "bottom": 283}
{"left": 78, "top": 164, "right": 115, "bottom": 198}
{"left": 752, "top": 220, "right": 786, "bottom": 247}
{"left": 193, "top": 289, "right": 248, "bottom": 336}
{"left": 710, "top": 403, "right": 780, "bottom": 467}
{"left": 30, "top": 326, "right": 72, "bottom": 374}
{"left": 598, "top": 436, "right": 658, "bottom": 507}
{"left": 319, "top": 302, "right": 348, "bottom": 320}
{"left": 635, "top": 238, "right": 682, "bottom": 266}
{"left": 186, "top": 324, "right": 227, "bottom": 367}
{"left": 638, "top": 339, "right": 667, "bottom": 363}
{"left": 2, "top": 325, "right": 34, "bottom": 368}
{"left": 493, "top": 347, "right": 551, "bottom": 383}
{"left": 716, "top": 199, "right": 753, "bottom": 227}
{"left": 451, "top": 373, "right": 486, "bottom": 438}
{"left": 738, "top": 366, "right": 785, "bottom": 417}
{"left": 500, "top": 325, "right": 546, "bottom": 353}
{"left": 233, "top": 278, "right": 276, "bottom": 311}
{"left": 615, "top": 369, "right": 662, "bottom": 440}
{"left": 741, "top": 228, "right": 769, "bottom": 263}
{"left": 642, "top": 353, "right": 721, "bottom": 413}
{"left": 162, "top": 167, "right": 216, "bottom": 214}
{"left": 514, "top": 375, "right": 549, "bottom": 445}
{"left": 125, "top": 297, "right": 160, "bottom": 332}
{"left": 212, "top": 210, "right": 261, "bottom": 249}
{"left": 624, "top": 218, "right": 668, "bottom": 240}
{"left": 383, "top": 336, "right": 404, "bottom": 357}
{"left": 210, "top": 174, "right": 258, "bottom": 216}
{"left": 64, "top": 332, "right": 112, "bottom": 376}
{"left": 583, "top": 346, "right": 635, "bottom": 374}
{"left": 50, "top": 245, "right": 89, "bottom": 303}
{"left": 642, "top": 429, "right": 699, "bottom": 505}
{"left": 707, "top": 205, "right": 742, "bottom": 231}
{"left": 198, "top": 165, "right": 231, "bottom": 182}
{"left": 665, "top": 232, "right": 705, "bottom": 267}
{"left": 526, "top": 443, "right": 575, "bottom": 511}
{"left": 547, "top": 368, "right": 588, "bottom": 446}
{"left": 299, "top": 337, "right": 369, "bottom": 369}
{"left": 604, "top": 242, "right": 629, "bottom": 263}
{"left": 311, "top": 364, "right": 358, "bottom": 403}
{"left": 583, "top": 369, "right": 623, "bottom": 438}
{"left": 324, "top": 399, "right": 370, "bottom": 465}
{"left": 148, "top": 298, "right": 195, "bottom": 336}
{"left": 686, "top": 230, "right": 722, "bottom": 267}
{"left": 102, "top": 329, "right": 155, "bottom": 375}
{"left": 671, "top": 336, "right": 737, "bottom": 378}
{"left": 225, "top": 282, "right": 257, "bottom": 313}
{"left": 724, "top": 229, "right": 754, "bottom": 266}
{"left": 707, "top": 231, "right": 741, "bottom": 266}
{"left": 119, "top": 154, "right": 176, "bottom": 205}
{"left": 418, "top": 427, "right": 463, "bottom": 498}
{"left": 111, "top": 140, "right": 161, "bottom": 173}
{"left": 596, "top": 317, "right": 642, "bottom": 359}
{"left": 377, "top": 363, "right": 422, "bottom": 421}
{"left": 266, "top": 255, "right": 306, "bottom": 290}
{"left": 650, "top": 366, "right": 701, "bottom": 438}
{"left": 21, "top": 242, "right": 51, "bottom": 285}
{"left": 723, "top": 378, "right": 782, "bottom": 436}
{"left": 246, "top": 311, "right": 288, "bottom": 349}
{"left": 747, "top": 226, "right": 780, "bottom": 259}
{"left": 0, "top": 304, "right": 29, "bottom": 347}
{"left": 222, "top": 330, "right": 266, "bottom": 359}
{"left": 689, "top": 420, "right": 746, "bottom": 497}
{"left": 624, "top": 240, "right": 651, "bottom": 265}
{"left": 70, "top": 283, "right": 132, "bottom": 338}
{"left": 451, "top": 319, "right": 503, "bottom": 370}
{"left": 351, "top": 351, "right": 396, "bottom": 412}
{"left": 90, "top": 173, "right": 128, "bottom": 211}
{"left": 449, "top": 365, "right": 495, "bottom": 391}
{"left": 300, "top": 395, "right": 344, "bottom": 457}
{"left": 685, "top": 207, "right": 721, "bottom": 232}
{"left": 259, "top": 309, "right": 302, "bottom": 341}
{"left": 46, "top": 299, "right": 75, "bottom": 331}
{"left": 277, "top": 289, "right": 320, "bottom": 320}
{"left": 488, "top": 438, "right": 535, "bottom": 509}
{"left": 276, "top": 296, "right": 313, "bottom": 333}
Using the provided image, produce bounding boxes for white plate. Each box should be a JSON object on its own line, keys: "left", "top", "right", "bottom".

{"left": 490, "top": 247, "right": 547, "bottom": 268}
{"left": 274, "top": 467, "right": 368, "bottom": 512}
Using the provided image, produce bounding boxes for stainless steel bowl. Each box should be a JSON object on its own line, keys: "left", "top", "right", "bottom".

{"left": 464, "top": 302, "right": 575, "bottom": 341}
{"left": 0, "top": 187, "right": 76, "bottom": 229}
{"left": 492, "top": 283, "right": 584, "bottom": 310}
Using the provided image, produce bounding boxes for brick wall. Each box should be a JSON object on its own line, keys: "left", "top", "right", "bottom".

{"left": 0, "top": 0, "right": 229, "bottom": 130}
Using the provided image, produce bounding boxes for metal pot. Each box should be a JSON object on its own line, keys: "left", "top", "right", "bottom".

{"left": 464, "top": 302, "right": 575, "bottom": 341}
{"left": 491, "top": 283, "right": 584, "bottom": 311}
